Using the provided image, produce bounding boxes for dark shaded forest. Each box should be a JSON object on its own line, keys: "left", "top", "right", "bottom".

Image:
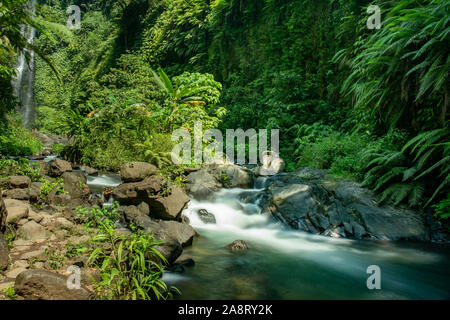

{"left": 1, "top": 0, "right": 449, "bottom": 219}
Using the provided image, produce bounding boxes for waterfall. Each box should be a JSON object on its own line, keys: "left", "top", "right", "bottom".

{"left": 12, "top": 0, "right": 36, "bottom": 128}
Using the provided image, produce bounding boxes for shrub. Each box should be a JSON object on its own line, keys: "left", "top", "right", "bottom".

{"left": 296, "top": 132, "right": 367, "bottom": 180}
{"left": 0, "top": 157, "right": 43, "bottom": 181}
{"left": 0, "top": 117, "right": 42, "bottom": 156}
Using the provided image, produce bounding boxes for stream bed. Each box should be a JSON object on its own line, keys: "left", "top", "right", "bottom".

{"left": 88, "top": 174, "right": 450, "bottom": 300}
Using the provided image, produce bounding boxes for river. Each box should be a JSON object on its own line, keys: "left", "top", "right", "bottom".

{"left": 88, "top": 173, "right": 450, "bottom": 300}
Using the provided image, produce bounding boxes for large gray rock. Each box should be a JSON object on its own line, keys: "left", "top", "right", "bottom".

{"left": 185, "top": 170, "right": 219, "bottom": 200}
{"left": 49, "top": 159, "right": 72, "bottom": 177}
{"left": 122, "top": 206, "right": 195, "bottom": 247}
{"left": 226, "top": 240, "right": 249, "bottom": 252}
{"left": 34, "top": 133, "right": 72, "bottom": 147}
{"left": 2, "top": 199, "right": 31, "bottom": 225}
{"left": 61, "top": 172, "right": 90, "bottom": 199}
{"left": 262, "top": 169, "right": 430, "bottom": 241}
{"left": 148, "top": 186, "right": 189, "bottom": 220}
{"left": 17, "top": 221, "right": 47, "bottom": 241}
{"left": 9, "top": 176, "right": 31, "bottom": 189}
{"left": 158, "top": 221, "right": 196, "bottom": 247}
{"left": 15, "top": 269, "right": 96, "bottom": 300}
{"left": 185, "top": 163, "right": 255, "bottom": 200}
{"left": 113, "top": 177, "right": 189, "bottom": 220}
{"left": 0, "top": 232, "right": 9, "bottom": 271}
{"left": 5, "top": 206, "right": 29, "bottom": 225}
{"left": 120, "top": 162, "right": 158, "bottom": 183}
{"left": 155, "top": 239, "right": 183, "bottom": 266}
{"left": 3, "top": 188, "right": 38, "bottom": 201}
{"left": 112, "top": 176, "right": 163, "bottom": 205}
{"left": 37, "top": 161, "right": 50, "bottom": 176}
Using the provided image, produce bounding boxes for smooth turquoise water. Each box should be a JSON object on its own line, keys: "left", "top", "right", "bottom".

{"left": 165, "top": 189, "right": 450, "bottom": 300}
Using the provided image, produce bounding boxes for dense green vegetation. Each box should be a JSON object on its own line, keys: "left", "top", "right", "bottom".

{"left": 1, "top": 0, "right": 448, "bottom": 221}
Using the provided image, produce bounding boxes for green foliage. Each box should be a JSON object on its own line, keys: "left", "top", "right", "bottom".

{"left": 433, "top": 195, "right": 450, "bottom": 220}
{"left": 363, "top": 128, "right": 449, "bottom": 208}
{"left": 336, "top": 0, "right": 449, "bottom": 132}
{"left": 39, "top": 178, "right": 66, "bottom": 200}
{"left": 88, "top": 228, "right": 175, "bottom": 300}
{"left": 78, "top": 202, "right": 175, "bottom": 300}
{"left": 44, "top": 246, "right": 66, "bottom": 270}
{"left": 0, "top": 157, "right": 42, "bottom": 181}
{"left": 135, "top": 132, "right": 174, "bottom": 169}
{"left": 0, "top": 117, "right": 42, "bottom": 156}
{"left": 2, "top": 284, "right": 18, "bottom": 300}
{"left": 75, "top": 202, "right": 120, "bottom": 230}
{"left": 30, "top": 0, "right": 449, "bottom": 225}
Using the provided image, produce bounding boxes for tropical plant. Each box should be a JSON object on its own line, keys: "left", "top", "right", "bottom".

{"left": 335, "top": 0, "right": 449, "bottom": 132}
{"left": 79, "top": 203, "right": 175, "bottom": 300}
{"left": 151, "top": 67, "right": 224, "bottom": 131}
{"left": 362, "top": 128, "right": 449, "bottom": 208}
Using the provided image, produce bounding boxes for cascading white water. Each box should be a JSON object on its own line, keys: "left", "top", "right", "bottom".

{"left": 71, "top": 167, "right": 450, "bottom": 299}
{"left": 12, "top": 0, "right": 36, "bottom": 128}
{"left": 171, "top": 187, "right": 450, "bottom": 299}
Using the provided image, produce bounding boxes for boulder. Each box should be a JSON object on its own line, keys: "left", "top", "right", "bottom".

{"left": 122, "top": 206, "right": 158, "bottom": 231}
{"left": 137, "top": 202, "right": 150, "bottom": 216}
{"left": 113, "top": 177, "right": 189, "bottom": 220}
{"left": 9, "top": 176, "right": 31, "bottom": 189}
{"left": 155, "top": 239, "right": 183, "bottom": 265}
{"left": 3, "top": 188, "right": 38, "bottom": 201}
{"left": 17, "top": 221, "right": 47, "bottom": 240}
{"left": 185, "top": 163, "right": 255, "bottom": 200}
{"left": 262, "top": 170, "right": 430, "bottom": 241}
{"left": 256, "top": 151, "right": 286, "bottom": 176}
{"left": 122, "top": 206, "right": 195, "bottom": 247}
{"left": 61, "top": 172, "right": 90, "bottom": 199}
{"left": 2, "top": 199, "right": 30, "bottom": 225}
{"left": 6, "top": 206, "right": 29, "bottom": 224}
{"left": 112, "top": 176, "right": 163, "bottom": 205}
{"left": 197, "top": 209, "right": 216, "bottom": 224}
{"left": 37, "top": 161, "right": 50, "bottom": 176}
{"left": 185, "top": 170, "right": 219, "bottom": 200}
{"left": 34, "top": 132, "right": 72, "bottom": 147}
{"left": 148, "top": 186, "right": 189, "bottom": 220}
{"left": 14, "top": 270, "right": 96, "bottom": 300}
{"left": 54, "top": 217, "right": 75, "bottom": 230}
{"left": 158, "top": 221, "right": 196, "bottom": 247}
{"left": 83, "top": 166, "right": 98, "bottom": 176}
{"left": 226, "top": 240, "right": 249, "bottom": 252}
{"left": 215, "top": 163, "right": 254, "bottom": 189}
{"left": 0, "top": 232, "right": 9, "bottom": 270}
{"left": 120, "top": 162, "right": 158, "bottom": 183}
{"left": 49, "top": 159, "right": 72, "bottom": 177}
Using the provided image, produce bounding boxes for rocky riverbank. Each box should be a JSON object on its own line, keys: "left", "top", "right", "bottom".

{"left": 1, "top": 150, "right": 448, "bottom": 300}
{"left": 0, "top": 157, "right": 196, "bottom": 300}
{"left": 185, "top": 162, "right": 449, "bottom": 243}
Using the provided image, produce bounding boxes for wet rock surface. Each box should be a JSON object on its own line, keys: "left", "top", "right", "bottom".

{"left": 226, "top": 240, "right": 249, "bottom": 252}
{"left": 260, "top": 168, "right": 430, "bottom": 241}
{"left": 186, "top": 163, "right": 255, "bottom": 200}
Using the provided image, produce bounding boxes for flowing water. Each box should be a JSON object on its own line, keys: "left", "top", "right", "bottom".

{"left": 166, "top": 188, "right": 450, "bottom": 300}
{"left": 84, "top": 173, "right": 450, "bottom": 300}
{"left": 12, "top": 0, "right": 37, "bottom": 128}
